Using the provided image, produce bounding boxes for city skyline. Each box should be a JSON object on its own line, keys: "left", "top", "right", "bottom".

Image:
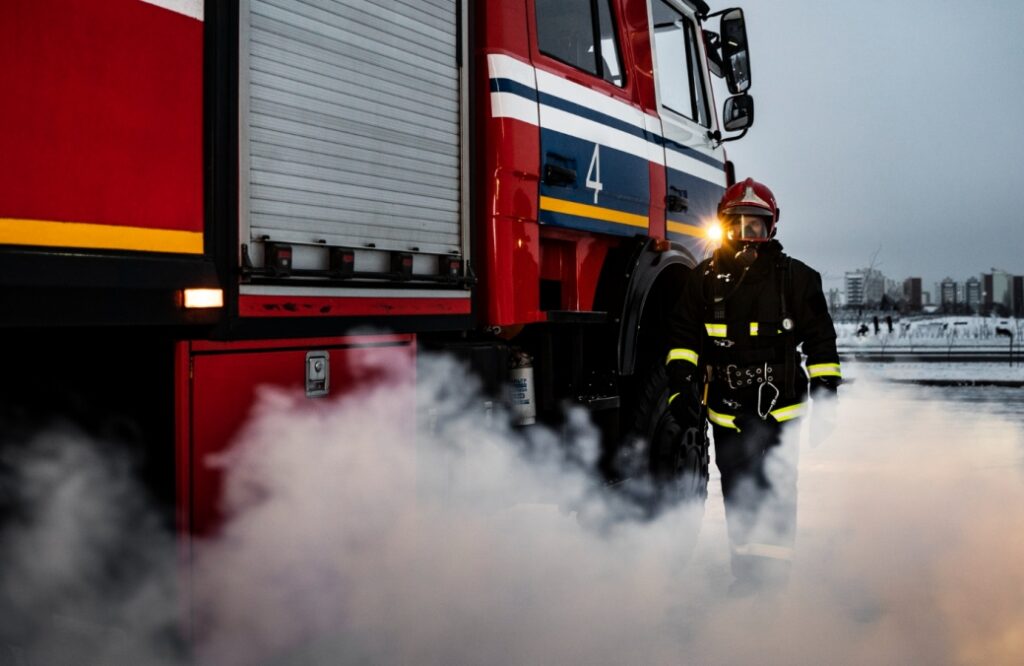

{"left": 837, "top": 265, "right": 1024, "bottom": 316}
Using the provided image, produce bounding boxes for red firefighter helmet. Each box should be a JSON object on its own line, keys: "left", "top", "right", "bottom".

{"left": 717, "top": 178, "right": 780, "bottom": 242}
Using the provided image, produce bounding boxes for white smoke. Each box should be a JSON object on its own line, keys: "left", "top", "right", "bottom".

{"left": 2, "top": 355, "right": 1023, "bottom": 665}
{"left": 0, "top": 428, "right": 181, "bottom": 665}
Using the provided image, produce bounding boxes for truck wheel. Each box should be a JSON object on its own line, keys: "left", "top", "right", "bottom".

{"left": 618, "top": 361, "right": 709, "bottom": 516}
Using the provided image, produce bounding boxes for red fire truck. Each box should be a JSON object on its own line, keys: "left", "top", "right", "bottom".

{"left": 0, "top": 0, "right": 754, "bottom": 534}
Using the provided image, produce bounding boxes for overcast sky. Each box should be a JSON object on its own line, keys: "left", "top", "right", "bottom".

{"left": 719, "top": 0, "right": 1024, "bottom": 294}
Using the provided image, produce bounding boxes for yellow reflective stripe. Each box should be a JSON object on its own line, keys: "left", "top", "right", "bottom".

{"left": 733, "top": 543, "right": 794, "bottom": 561}
{"left": 539, "top": 196, "right": 649, "bottom": 229}
{"left": 666, "top": 221, "right": 705, "bottom": 237}
{"left": 0, "top": 218, "right": 204, "bottom": 254}
{"left": 750, "top": 322, "right": 758, "bottom": 336}
{"left": 705, "top": 323, "right": 727, "bottom": 338}
{"left": 668, "top": 392, "right": 680, "bottom": 405}
{"left": 771, "top": 402, "right": 808, "bottom": 422}
{"left": 665, "top": 348, "right": 699, "bottom": 366}
{"left": 808, "top": 363, "right": 843, "bottom": 378}
{"left": 708, "top": 408, "right": 738, "bottom": 430}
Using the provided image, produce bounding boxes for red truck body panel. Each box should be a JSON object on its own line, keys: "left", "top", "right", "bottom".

{"left": 178, "top": 334, "right": 416, "bottom": 536}
{"left": 0, "top": 0, "right": 204, "bottom": 254}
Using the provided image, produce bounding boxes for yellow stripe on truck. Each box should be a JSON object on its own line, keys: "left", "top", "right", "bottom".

{"left": 0, "top": 218, "right": 204, "bottom": 255}
{"left": 666, "top": 221, "right": 705, "bottom": 237}
{"left": 539, "top": 196, "right": 649, "bottom": 229}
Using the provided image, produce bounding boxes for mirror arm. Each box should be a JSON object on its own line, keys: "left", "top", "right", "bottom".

{"left": 707, "top": 128, "right": 748, "bottom": 148}
{"left": 704, "top": 7, "right": 738, "bottom": 19}
{"left": 718, "top": 128, "right": 748, "bottom": 145}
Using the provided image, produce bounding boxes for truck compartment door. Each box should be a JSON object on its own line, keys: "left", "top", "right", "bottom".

{"left": 239, "top": 0, "right": 464, "bottom": 273}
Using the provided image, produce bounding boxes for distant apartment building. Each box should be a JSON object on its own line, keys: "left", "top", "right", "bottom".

{"left": 940, "top": 277, "right": 958, "bottom": 311}
{"left": 845, "top": 268, "right": 885, "bottom": 308}
{"left": 1014, "top": 276, "right": 1024, "bottom": 317}
{"left": 965, "top": 276, "right": 982, "bottom": 313}
{"left": 922, "top": 290, "right": 931, "bottom": 306}
{"left": 903, "top": 277, "right": 922, "bottom": 310}
{"left": 982, "top": 269, "right": 1014, "bottom": 315}
{"left": 845, "top": 272, "right": 865, "bottom": 307}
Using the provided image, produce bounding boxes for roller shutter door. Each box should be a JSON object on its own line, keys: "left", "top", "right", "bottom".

{"left": 241, "top": 0, "right": 461, "bottom": 257}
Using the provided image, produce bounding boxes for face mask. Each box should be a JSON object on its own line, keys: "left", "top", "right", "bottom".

{"left": 734, "top": 243, "right": 759, "bottom": 267}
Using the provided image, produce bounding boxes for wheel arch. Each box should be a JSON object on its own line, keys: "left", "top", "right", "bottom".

{"left": 614, "top": 238, "right": 696, "bottom": 377}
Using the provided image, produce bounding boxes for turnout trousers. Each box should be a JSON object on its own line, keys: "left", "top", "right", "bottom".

{"left": 712, "top": 415, "right": 799, "bottom": 586}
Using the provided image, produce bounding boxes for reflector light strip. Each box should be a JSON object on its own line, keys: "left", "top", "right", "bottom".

{"left": 0, "top": 218, "right": 203, "bottom": 254}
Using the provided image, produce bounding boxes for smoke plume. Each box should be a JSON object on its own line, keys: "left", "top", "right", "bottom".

{"left": 1, "top": 355, "right": 1023, "bottom": 665}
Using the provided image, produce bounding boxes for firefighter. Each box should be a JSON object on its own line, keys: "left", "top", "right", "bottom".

{"left": 665, "top": 178, "right": 840, "bottom": 595}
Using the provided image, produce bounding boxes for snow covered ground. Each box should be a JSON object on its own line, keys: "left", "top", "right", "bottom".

{"left": 836, "top": 314, "right": 1022, "bottom": 351}
{"left": 843, "top": 361, "right": 1024, "bottom": 384}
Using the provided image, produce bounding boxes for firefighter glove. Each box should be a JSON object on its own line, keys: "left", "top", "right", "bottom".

{"left": 669, "top": 376, "right": 702, "bottom": 425}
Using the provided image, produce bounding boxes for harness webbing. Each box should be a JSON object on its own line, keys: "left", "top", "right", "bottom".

{"left": 777, "top": 256, "right": 796, "bottom": 399}
{"left": 703, "top": 251, "right": 796, "bottom": 398}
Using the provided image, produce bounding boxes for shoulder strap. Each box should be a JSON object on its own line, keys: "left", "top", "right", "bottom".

{"left": 777, "top": 256, "right": 797, "bottom": 399}
{"left": 706, "top": 252, "right": 750, "bottom": 322}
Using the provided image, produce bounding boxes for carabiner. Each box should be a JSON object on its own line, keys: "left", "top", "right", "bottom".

{"left": 757, "top": 380, "right": 780, "bottom": 420}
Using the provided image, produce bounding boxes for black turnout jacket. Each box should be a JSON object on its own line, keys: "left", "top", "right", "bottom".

{"left": 666, "top": 241, "right": 840, "bottom": 429}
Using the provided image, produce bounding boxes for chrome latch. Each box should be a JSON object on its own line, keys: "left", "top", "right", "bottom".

{"left": 306, "top": 351, "right": 329, "bottom": 398}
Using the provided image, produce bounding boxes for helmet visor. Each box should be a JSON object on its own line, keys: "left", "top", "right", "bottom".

{"left": 723, "top": 214, "right": 771, "bottom": 242}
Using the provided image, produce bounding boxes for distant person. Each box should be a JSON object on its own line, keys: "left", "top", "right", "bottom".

{"left": 665, "top": 178, "right": 841, "bottom": 596}
{"left": 886, "top": 315, "right": 893, "bottom": 333}
{"left": 857, "top": 323, "right": 869, "bottom": 337}
{"left": 873, "top": 315, "right": 880, "bottom": 335}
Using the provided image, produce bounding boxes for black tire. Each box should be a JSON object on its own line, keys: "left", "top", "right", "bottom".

{"left": 615, "top": 361, "right": 710, "bottom": 516}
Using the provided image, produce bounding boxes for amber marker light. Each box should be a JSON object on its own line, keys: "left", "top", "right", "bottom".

{"left": 183, "top": 288, "right": 224, "bottom": 309}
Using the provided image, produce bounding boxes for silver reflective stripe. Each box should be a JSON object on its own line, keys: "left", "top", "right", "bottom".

{"left": 733, "top": 543, "right": 794, "bottom": 561}
{"left": 770, "top": 402, "right": 808, "bottom": 422}
{"left": 708, "top": 408, "right": 737, "bottom": 430}
{"left": 666, "top": 348, "right": 699, "bottom": 366}
{"left": 749, "top": 322, "right": 758, "bottom": 336}
{"left": 243, "top": 0, "right": 462, "bottom": 255}
{"left": 808, "top": 362, "right": 842, "bottom": 378}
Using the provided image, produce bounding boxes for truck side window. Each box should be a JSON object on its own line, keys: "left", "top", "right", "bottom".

{"left": 652, "top": 0, "right": 711, "bottom": 127}
{"left": 536, "top": 0, "right": 624, "bottom": 87}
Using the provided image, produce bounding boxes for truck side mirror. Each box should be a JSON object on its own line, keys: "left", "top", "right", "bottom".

{"left": 720, "top": 9, "right": 750, "bottom": 94}
{"left": 722, "top": 94, "right": 754, "bottom": 132}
